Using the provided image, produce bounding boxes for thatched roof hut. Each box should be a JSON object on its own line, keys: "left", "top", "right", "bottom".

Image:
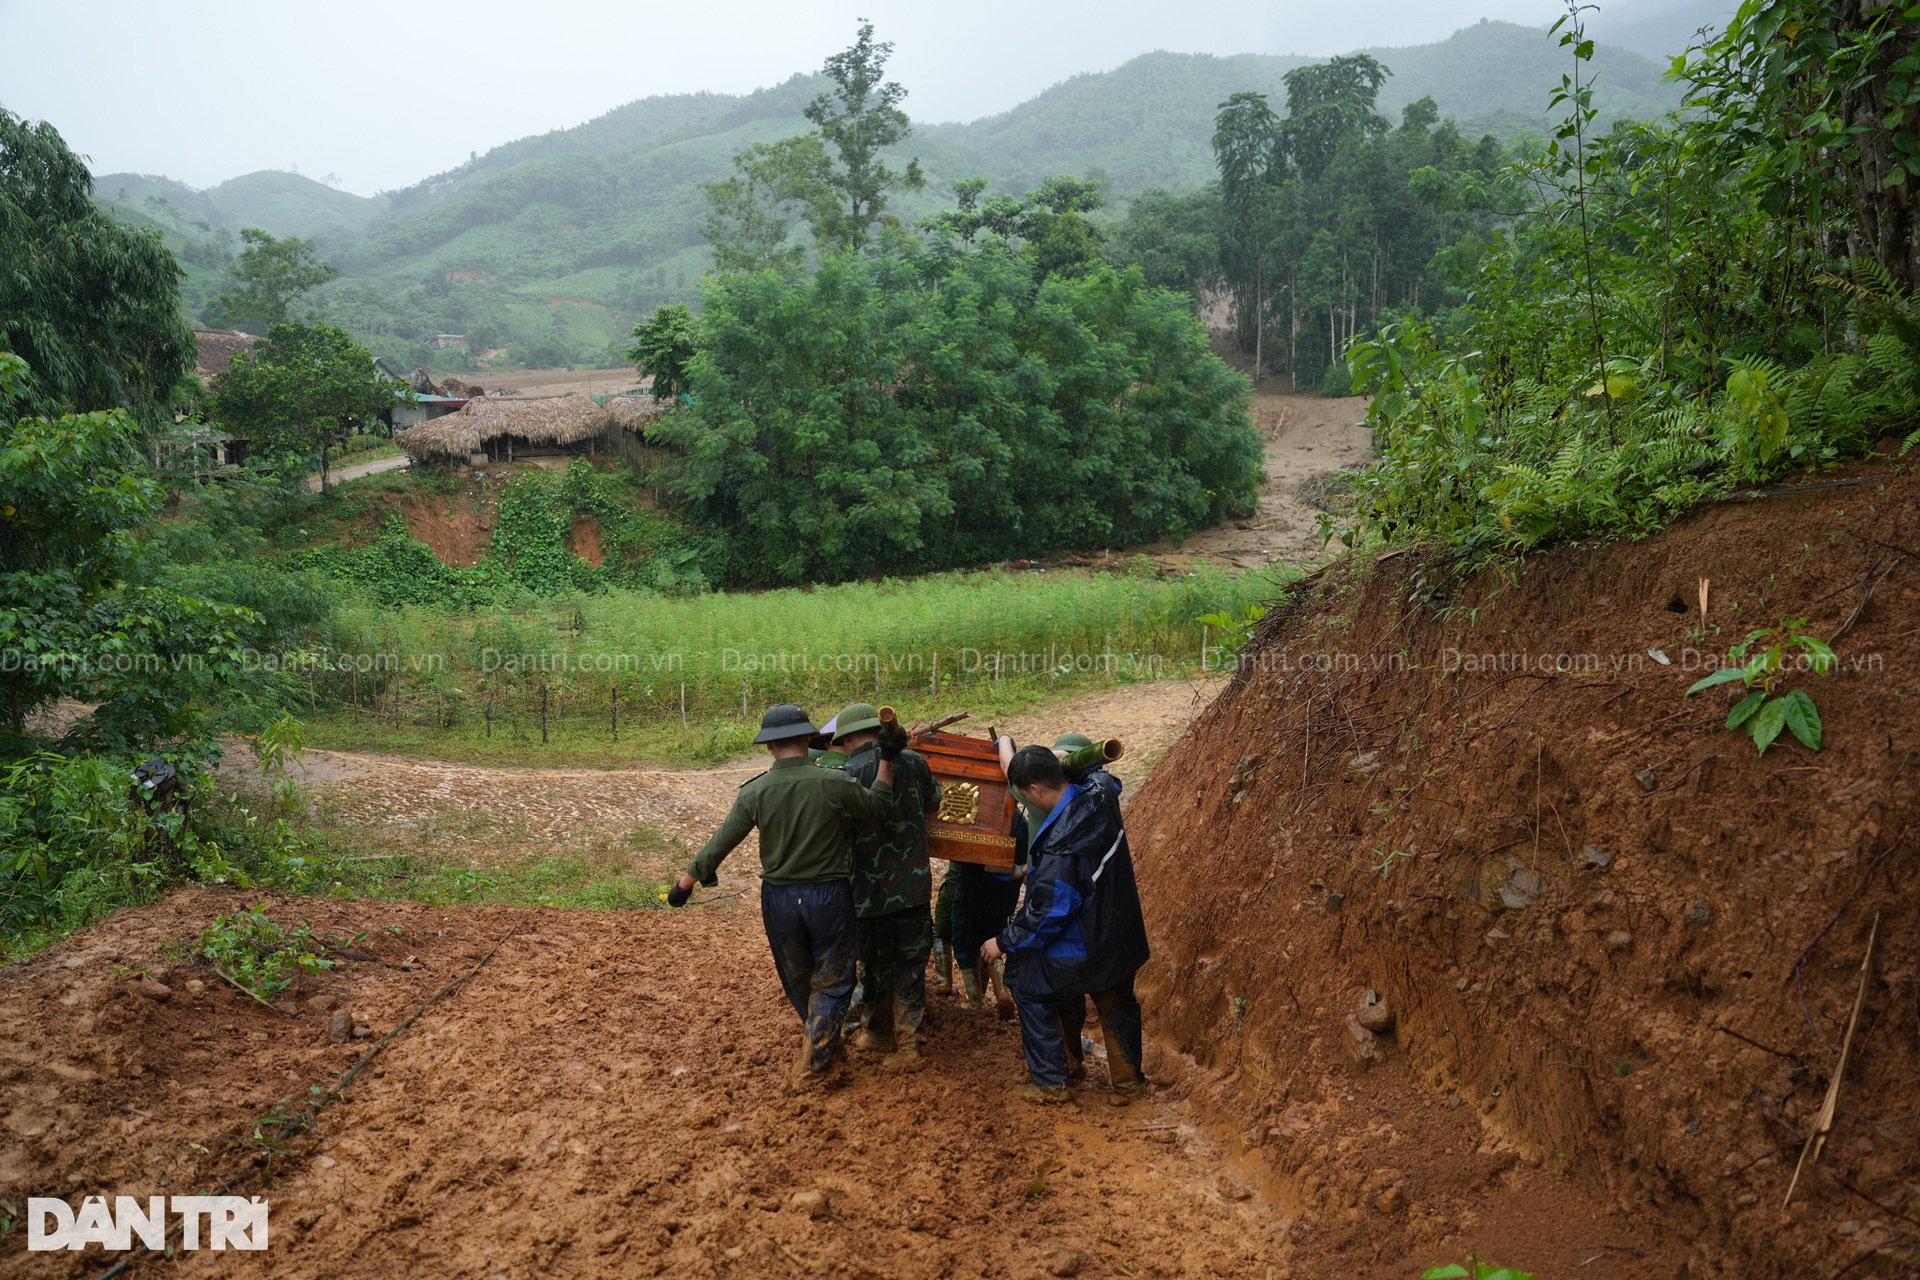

{"left": 395, "top": 393, "right": 613, "bottom": 462}
{"left": 192, "top": 329, "right": 261, "bottom": 383}
{"left": 601, "top": 394, "right": 670, "bottom": 430}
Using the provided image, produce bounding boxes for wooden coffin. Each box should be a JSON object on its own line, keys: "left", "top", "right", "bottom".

{"left": 910, "top": 730, "right": 1017, "bottom": 868}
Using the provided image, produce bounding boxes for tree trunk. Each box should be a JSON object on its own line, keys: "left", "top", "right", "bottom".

{"left": 1254, "top": 264, "right": 1263, "bottom": 383}
{"left": 1833, "top": 3, "right": 1920, "bottom": 286}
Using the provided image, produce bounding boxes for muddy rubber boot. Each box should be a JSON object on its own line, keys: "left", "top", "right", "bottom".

{"left": 1012, "top": 1082, "right": 1069, "bottom": 1105}
{"left": 961, "top": 963, "right": 986, "bottom": 1009}
{"left": 989, "top": 958, "right": 1015, "bottom": 1022}
{"left": 932, "top": 940, "right": 953, "bottom": 995}
{"left": 850, "top": 1027, "right": 896, "bottom": 1053}
{"left": 788, "top": 1040, "right": 830, "bottom": 1093}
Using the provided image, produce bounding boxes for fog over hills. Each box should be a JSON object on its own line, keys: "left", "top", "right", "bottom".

{"left": 92, "top": 20, "right": 1689, "bottom": 363}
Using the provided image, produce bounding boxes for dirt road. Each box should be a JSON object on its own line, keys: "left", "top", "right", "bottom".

{"left": 310, "top": 454, "right": 410, "bottom": 492}
{"left": 7, "top": 670, "right": 1677, "bottom": 1279}
{"left": 1133, "top": 392, "right": 1373, "bottom": 571}
{"left": 8, "top": 680, "right": 1298, "bottom": 1280}
{"left": 261, "top": 680, "right": 1225, "bottom": 877}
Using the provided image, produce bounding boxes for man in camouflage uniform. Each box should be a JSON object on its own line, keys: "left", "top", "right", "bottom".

{"left": 830, "top": 702, "right": 940, "bottom": 1064}
{"left": 670, "top": 703, "right": 901, "bottom": 1091}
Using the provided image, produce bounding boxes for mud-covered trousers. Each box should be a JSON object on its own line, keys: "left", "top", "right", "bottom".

{"left": 761, "top": 881, "right": 857, "bottom": 1074}
{"left": 1013, "top": 971, "right": 1145, "bottom": 1092}
{"left": 858, "top": 905, "right": 933, "bottom": 1049}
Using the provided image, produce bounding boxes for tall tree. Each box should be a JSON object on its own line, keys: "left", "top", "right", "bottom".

{"left": 207, "top": 228, "right": 339, "bottom": 332}
{"left": 0, "top": 353, "right": 257, "bottom": 752}
{"left": 1213, "top": 92, "right": 1285, "bottom": 376}
{"left": 0, "top": 108, "right": 192, "bottom": 424}
{"left": 1279, "top": 55, "right": 1391, "bottom": 183}
{"left": 700, "top": 135, "right": 837, "bottom": 272}
{"left": 626, "top": 303, "right": 699, "bottom": 399}
{"left": 1700, "top": 0, "right": 1920, "bottom": 288}
{"left": 803, "top": 20, "right": 925, "bottom": 252}
{"left": 211, "top": 323, "right": 394, "bottom": 492}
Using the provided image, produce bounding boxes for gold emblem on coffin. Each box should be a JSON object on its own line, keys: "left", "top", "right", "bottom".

{"left": 936, "top": 781, "right": 981, "bottom": 826}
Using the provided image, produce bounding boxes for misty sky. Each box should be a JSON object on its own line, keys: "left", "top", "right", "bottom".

{"left": 1, "top": 0, "right": 1591, "bottom": 196}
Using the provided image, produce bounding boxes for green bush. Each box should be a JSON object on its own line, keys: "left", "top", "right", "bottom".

{"left": 0, "top": 754, "right": 169, "bottom": 937}
{"left": 654, "top": 244, "right": 1265, "bottom": 585}
{"left": 192, "top": 907, "right": 334, "bottom": 1000}
{"left": 1317, "top": 360, "right": 1353, "bottom": 398}
{"left": 1326, "top": 7, "right": 1920, "bottom": 568}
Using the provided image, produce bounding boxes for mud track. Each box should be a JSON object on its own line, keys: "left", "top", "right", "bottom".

{"left": 8, "top": 682, "right": 1671, "bottom": 1278}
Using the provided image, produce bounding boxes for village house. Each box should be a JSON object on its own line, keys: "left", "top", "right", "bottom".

{"left": 395, "top": 392, "right": 668, "bottom": 467}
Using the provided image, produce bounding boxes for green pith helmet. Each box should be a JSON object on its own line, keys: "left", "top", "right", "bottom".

{"left": 831, "top": 702, "right": 883, "bottom": 743}
{"left": 753, "top": 703, "right": 819, "bottom": 743}
{"left": 1052, "top": 732, "right": 1094, "bottom": 754}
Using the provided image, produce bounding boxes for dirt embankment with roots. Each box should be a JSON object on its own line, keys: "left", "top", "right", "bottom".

{"left": 1126, "top": 461, "right": 1920, "bottom": 1279}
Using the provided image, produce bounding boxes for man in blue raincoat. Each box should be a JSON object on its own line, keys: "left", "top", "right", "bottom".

{"left": 982, "top": 745, "right": 1150, "bottom": 1104}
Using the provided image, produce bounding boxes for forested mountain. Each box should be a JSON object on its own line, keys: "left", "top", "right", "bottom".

{"left": 93, "top": 20, "right": 1683, "bottom": 367}
{"left": 1588, "top": 0, "right": 1738, "bottom": 60}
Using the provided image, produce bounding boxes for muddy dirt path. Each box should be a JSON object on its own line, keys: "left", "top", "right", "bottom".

{"left": 243, "top": 679, "right": 1228, "bottom": 878}
{"left": 1133, "top": 392, "right": 1373, "bottom": 571}
{"left": 8, "top": 669, "right": 1673, "bottom": 1279}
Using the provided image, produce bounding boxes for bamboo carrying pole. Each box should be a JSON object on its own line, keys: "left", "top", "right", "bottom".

{"left": 1060, "top": 738, "right": 1125, "bottom": 775}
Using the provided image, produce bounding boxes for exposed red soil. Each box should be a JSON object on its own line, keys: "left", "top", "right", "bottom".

{"left": 3, "top": 889, "right": 1295, "bottom": 1280}
{"left": 568, "top": 515, "right": 605, "bottom": 567}
{"left": 401, "top": 492, "right": 491, "bottom": 568}
{"left": 1127, "top": 460, "right": 1920, "bottom": 1279}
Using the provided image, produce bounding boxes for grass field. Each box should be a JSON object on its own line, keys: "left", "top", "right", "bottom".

{"left": 301, "top": 562, "right": 1285, "bottom": 766}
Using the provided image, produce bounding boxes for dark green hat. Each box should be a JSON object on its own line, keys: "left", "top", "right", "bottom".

{"left": 1052, "top": 732, "right": 1094, "bottom": 753}
{"left": 753, "top": 703, "right": 818, "bottom": 743}
{"left": 831, "top": 702, "right": 883, "bottom": 742}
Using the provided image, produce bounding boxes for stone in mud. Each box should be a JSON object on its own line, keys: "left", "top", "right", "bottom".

{"left": 1045, "top": 1249, "right": 1086, "bottom": 1277}
{"left": 789, "top": 1189, "right": 830, "bottom": 1219}
{"left": 1499, "top": 867, "right": 1544, "bottom": 910}
{"left": 1605, "top": 931, "right": 1633, "bottom": 952}
{"left": 306, "top": 995, "right": 338, "bottom": 1015}
{"left": 1580, "top": 845, "right": 1613, "bottom": 871}
{"left": 1684, "top": 898, "right": 1712, "bottom": 924}
{"left": 1374, "top": 1185, "right": 1406, "bottom": 1214}
{"left": 1635, "top": 769, "right": 1659, "bottom": 792}
{"left": 1344, "top": 1015, "right": 1384, "bottom": 1069}
{"left": 327, "top": 1010, "right": 353, "bottom": 1044}
{"left": 130, "top": 979, "right": 171, "bottom": 1002}
{"left": 1356, "top": 993, "right": 1395, "bottom": 1034}
{"left": 184, "top": 979, "right": 206, "bottom": 998}
{"left": 1324, "top": 891, "right": 1346, "bottom": 913}
{"left": 1347, "top": 751, "right": 1382, "bottom": 778}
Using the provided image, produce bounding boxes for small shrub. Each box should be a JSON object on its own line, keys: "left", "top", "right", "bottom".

{"left": 1424, "top": 1263, "right": 1536, "bottom": 1280}
{"left": 193, "top": 907, "right": 334, "bottom": 1000}
{"left": 1298, "top": 467, "right": 1362, "bottom": 513}
{"left": 1684, "top": 615, "right": 1834, "bottom": 754}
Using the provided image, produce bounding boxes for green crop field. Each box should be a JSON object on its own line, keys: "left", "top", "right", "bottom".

{"left": 301, "top": 563, "right": 1281, "bottom": 766}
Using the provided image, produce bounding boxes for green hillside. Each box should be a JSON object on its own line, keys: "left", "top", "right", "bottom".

{"left": 100, "top": 21, "right": 1684, "bottom": 367}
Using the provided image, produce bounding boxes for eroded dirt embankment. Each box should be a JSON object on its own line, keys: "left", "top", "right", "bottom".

{"left": 1126, "top": 465, "right": 1920, "bottom": 1279}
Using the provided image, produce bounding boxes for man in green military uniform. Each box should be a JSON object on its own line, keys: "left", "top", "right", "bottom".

{"left": 829, "top": 703, "right": 941, "bottom": 1064}
{"left": 669, "top": 703, "right": 901, "bottom": 1091}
